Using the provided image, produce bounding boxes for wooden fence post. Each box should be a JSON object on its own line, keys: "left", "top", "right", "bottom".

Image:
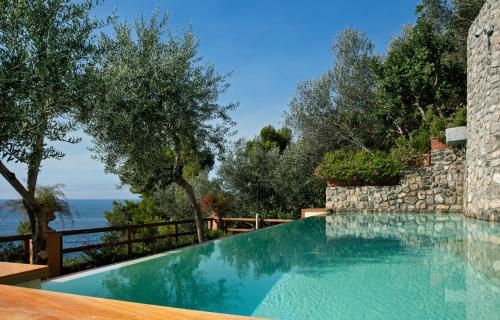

{"left": 45, "top": 232, "right": 62, "bottom": 278}
{"left": 22, "top": 238, "right": 30, "bottom": 263}
{"left": 255, "top": 214, "right": 260, "bottom": 230}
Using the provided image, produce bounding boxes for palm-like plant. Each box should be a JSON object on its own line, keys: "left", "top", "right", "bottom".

{"left": 1, "top": 184, "right": 72, "bottom": 234}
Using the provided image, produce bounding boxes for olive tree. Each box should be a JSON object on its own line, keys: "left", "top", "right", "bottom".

{"left": 0, "top": 0, "right": 100, "bottom": 263}
{"left": 84, "top": 13, "right": 235, "bottom": 243}
{"left": 285, "top": 28, "right": 381, "bottom": 153}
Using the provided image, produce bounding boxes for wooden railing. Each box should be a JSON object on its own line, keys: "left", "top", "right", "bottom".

{"left": 0, "top": 234, "right": 32, "bottom": 263}
{"left": 219, "top": 215, "right": 293, "bottom": 233}
{"left": 0, "top": 216, "right": 293, "bottom": 277}
{"left": 59, "top": 218, "right": 209, "bottom": 256}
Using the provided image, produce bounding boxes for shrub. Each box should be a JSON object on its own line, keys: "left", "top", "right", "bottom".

{"left": 0, "top": 242, "right": 25, "bottom": 263}
{"left": 199, "top": 193, "right": 229, "bottom": 214}
{"left": 316, "top": 150, "right": 407, "bottom": 185}
{"left": 448, "top": 106, "right": 467, "bottom": 127}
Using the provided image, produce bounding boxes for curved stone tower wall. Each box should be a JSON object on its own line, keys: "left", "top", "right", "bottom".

{"left": 465, "top": 0, "right": 500, "bottom": 221}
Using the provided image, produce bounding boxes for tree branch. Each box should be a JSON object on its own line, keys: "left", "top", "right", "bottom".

{"left": 0, "top": 161, "right": 41, "bottom": 211}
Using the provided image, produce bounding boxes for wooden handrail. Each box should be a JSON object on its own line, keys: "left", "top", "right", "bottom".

{"left": 262, "top": 218, "right": 293, "bottom": 223}
{"left": 226, "top": 228, "right": 252, "bottom": 233}
{"left": 59, "top": 218, "right": 211, "bottom": 236}
{"left": 220, "top": 217, "right": 255, "bottom": 222}
{"left": 0, "top": 234, "right": 32, "bottom": 243}
{"left": 61, "top": 231, "right": 197, "bottom": 254}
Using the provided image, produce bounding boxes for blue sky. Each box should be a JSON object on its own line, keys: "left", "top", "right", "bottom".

{"left": 0, "top": 0, "right": 420, "bottom": 199}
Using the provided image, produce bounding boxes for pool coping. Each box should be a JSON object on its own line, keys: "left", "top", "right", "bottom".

{"left": 0, "top": 284, "right": 265, "bottom": 319}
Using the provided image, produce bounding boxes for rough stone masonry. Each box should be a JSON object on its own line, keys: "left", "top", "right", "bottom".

{"left": 465, "top": 0, "right": 500, "bottom": 221}
{"left": 326, "top": 148, "right": 465, "bottom": 214}
{"left": 326, "top": 0, "right": 499, "bottom": 221}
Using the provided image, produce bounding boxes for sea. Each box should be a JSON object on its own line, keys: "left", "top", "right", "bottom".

{"left": 0, "top": 199, "right": 123, "bottom": 249}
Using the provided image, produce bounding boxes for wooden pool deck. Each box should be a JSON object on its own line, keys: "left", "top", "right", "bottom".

{"left": 0, "top": 284, "right": 264, "bottom": 320}
{"left": 0, "top": 262, "right": 49, "bottom": 286}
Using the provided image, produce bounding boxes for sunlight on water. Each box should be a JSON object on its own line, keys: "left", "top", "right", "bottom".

{"left": 43, "top": 214, "right": 499, "bottom": 319}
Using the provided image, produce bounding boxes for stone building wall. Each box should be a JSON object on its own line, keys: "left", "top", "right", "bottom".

{"left": 465, "top": 0, "right": 500, "bottom": 221}
{"left": 326, "top": 148, "right": 465, "bottom": 213}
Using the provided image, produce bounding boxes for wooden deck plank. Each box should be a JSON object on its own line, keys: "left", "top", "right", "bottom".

{"left": 0, "top": 262, "right": 49, "bottom": 285}
{"left": 0, "top": 284, "right": 264, "bottom": 320}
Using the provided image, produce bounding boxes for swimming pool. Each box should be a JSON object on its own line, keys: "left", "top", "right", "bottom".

{"left": 43, "top": 214, "right": 499, "bottom": 319}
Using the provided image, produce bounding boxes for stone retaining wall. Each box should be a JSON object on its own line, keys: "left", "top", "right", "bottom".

{"left": 324, "top": 0, "right": 499, "bottom": 221}
{"left": 325, "top": 148, "right": 465, "bottom": 213}
{"left": 465, "top": 0, "right": 500, "bottom": 221}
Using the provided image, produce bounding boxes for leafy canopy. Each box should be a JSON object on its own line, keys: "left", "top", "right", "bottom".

{"left": 84, "top": 13, "right": 236, "bottom": 194}
{"left": 0, "top": 0, "right": 101, "bottom": 164}
{"left": 285, "top": 28, "right": 381, "bottom": 152}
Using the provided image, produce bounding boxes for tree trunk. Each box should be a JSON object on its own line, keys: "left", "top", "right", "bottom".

{"left": 25, "top": 204, "right": 47, "bottom": 264}
{"left": 0, "top": 161, "right": 47, "bottom": 264}
{"left": 175, "top": 177, "right": 205, "bottom": 243}
{"left": 167, "top": 129, "right": 205, "bottom": 243}
{"left": 25, "top": 116, "right": 48, "bottom": 263}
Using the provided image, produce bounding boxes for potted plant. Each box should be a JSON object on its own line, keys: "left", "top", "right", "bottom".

{"left": 200, "top": 193, "right": 228, "bottom": 230}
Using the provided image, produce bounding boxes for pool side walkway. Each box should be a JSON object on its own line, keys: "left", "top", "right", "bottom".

{"left": 0, "top": 284, "right": 265, "bottom": 320}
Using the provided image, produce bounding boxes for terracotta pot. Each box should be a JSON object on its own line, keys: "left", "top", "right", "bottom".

{"left": 431, "top": 137, "right": 447, "bottom": 151}
{"left": 209, "top": 212, "right": 224, "bottom": 230}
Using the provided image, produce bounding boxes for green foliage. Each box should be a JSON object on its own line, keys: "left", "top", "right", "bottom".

{"left": 316, "top": 150, "right": 408, "bottom": 185}
{"left": 0, "top": 0, "right": 101, "bottom": 163}
{"left": 246, "top": 125, "right": 292, "bottom": 154}
{"left": 285, "top": 28, "right": 381, "bottom": 152}
{"left": 82, "top": 12, "right": 235, "bottom": 242}
{"left": 153, "top": 170, "right": 224, "bottom": 220}
{"left": 259, "top": 126, "right": 292, "bottom": 153}
{"left": 16, "top": 219, "right": 31, "bottom": 235}
{"left": 105, "top": 197, "right": 163, "bottom": 227}
{"left": 3, "top": 184, "right": 73, "bottom": 233}
{"left": 448, "top": 106, "right": 467, "bottom": 127}
{"left": 0, "top": 0, "right": 102, "bottom": 261}
{"left": 392, "top": 106, "right": 465, "bottom": 156}
{"left": 84, "top": 12, "right": 235, "bottom": 195}
{"left": 373, "top": 18, "right": 465, "bottom": 139}
{"left": 0, "top": 242, "right": 25, "bottom": 263}
{"left": 220, "top": 140, "right": 282, "bottom": 214}
{"left": 219, "top": 138, "right": 325, "bottom": 218}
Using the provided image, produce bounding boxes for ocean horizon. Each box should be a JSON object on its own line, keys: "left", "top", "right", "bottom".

{"left": 0, "top": 199, "right": 138, "bottom": 248}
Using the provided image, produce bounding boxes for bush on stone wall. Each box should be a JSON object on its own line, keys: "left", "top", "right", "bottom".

{"left": 316, "top": 150, "right": 408, "bottom": 185}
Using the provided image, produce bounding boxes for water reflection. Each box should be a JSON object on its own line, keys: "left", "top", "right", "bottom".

{"left": 43, "top": 213, "right": 499, "bottom": 319}
{"left": 100, "top": 241, "right": 237, "bottom": 312}
{"left": 325, "top": 213, "right": 499, "bottom": 283}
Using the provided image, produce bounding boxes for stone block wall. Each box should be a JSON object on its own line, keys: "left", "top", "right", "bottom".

{"left": 326, "top": 148, "right": 465, "bottom": 213}
{"left": 465, "top": 0, "right": 500, "bottom": 221}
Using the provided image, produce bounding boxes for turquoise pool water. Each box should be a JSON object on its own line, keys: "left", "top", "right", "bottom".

{"left": 43, "top": 214, "right": 499, "bottom": 319}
